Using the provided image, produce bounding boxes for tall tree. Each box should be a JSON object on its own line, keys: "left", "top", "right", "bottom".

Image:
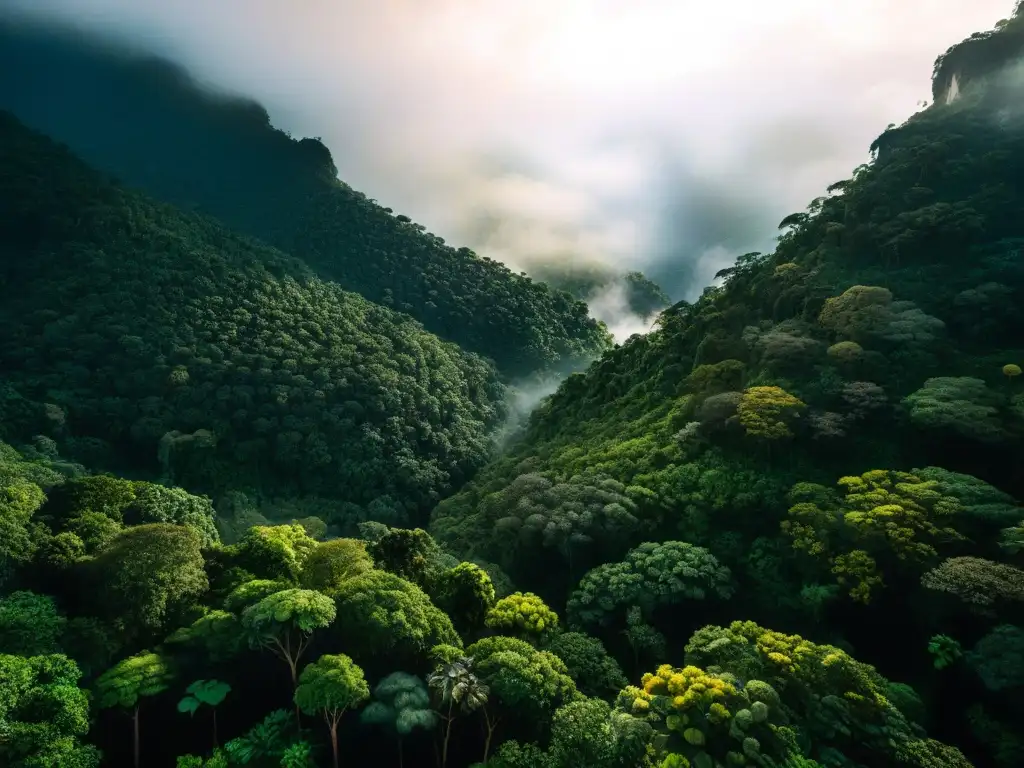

{"left": 293, "top": 654, "right": 370, "bottom": 768}
{"left": 94, "top": 651, "right": 175, "bottom": 768}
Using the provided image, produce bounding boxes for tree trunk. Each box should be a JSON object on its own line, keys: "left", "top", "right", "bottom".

{"left": 398, "top": 738, "right": 404, "bottom": 768}
{"left": 440, "top": 702, "right": 454, "bottom": 768}
{"left": 212, "top": 708, "right": 218, "bottom": 748}
{"left": 482, "top": 709, "right": 500, "bottom": 764}
{"left": 133, "top": 705, "right": 141, "bottom": 768}
{"left": 329, "top": 719, "right": 340, "bottom": 768}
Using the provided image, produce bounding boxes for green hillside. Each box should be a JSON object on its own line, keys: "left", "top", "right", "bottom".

{"left": 432, "top": 10, "right": 1024, "bottom": 767}
{"left": 0, "top": 23, "right": 613, "bottom": 377}
{"left": 4, "top": 8, "right": 1024, "bottom": 768}
{"left": 0, "top": 110, "right": 506, "bottom": 527}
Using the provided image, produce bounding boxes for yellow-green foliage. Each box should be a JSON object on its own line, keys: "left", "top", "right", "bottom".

{"left": 737, "top": 386, "right": 805, "bottom": 440}
{"left": 616, "top": 662, "right": 783, "bottom": 765}
{"left": 782, "top": 469, "right": 965, "bottom": 602}
{"left": 300, "top": 538, "right": 374, "bottom": 591}
{"left": 684, "top": 621, "right": 896, "bottom": 732}
{"left": 826, "top": 340, "right": 864, "bottom": 364}
{"left": 1004, "top": 363, "right": 1022, "bottom": 378}
{"left": 485, "top": 591, "right": 559, "bottom": 639}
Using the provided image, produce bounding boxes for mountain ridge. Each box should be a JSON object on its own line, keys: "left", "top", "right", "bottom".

{"left": 0, "top": 18, "right": 613, "bottom": 378}
{"left": 0, "top": 109, "right": 507, "bottom": 527}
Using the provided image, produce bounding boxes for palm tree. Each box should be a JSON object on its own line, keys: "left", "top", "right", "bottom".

{"left": 427, "top": 657, "right": 488, "bottom": 768}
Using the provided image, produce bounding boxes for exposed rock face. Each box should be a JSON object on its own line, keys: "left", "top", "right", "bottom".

{"left": 931, "top": 6, "right": 1024, "bottom": 105}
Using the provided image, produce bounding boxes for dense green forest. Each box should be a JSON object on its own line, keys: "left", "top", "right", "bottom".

{"left": 0, "top": 19, "right": 613, "bottom": 379}
{"left": 3, "top": 6, "right": 1024, "bottom": 768}
{"left": 0, "top": 111, "right": 507, "bottom": 529}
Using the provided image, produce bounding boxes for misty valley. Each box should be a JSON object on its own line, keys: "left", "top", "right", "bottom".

{"left": 1, "top": 4, "right": 1024, "bottom": 768}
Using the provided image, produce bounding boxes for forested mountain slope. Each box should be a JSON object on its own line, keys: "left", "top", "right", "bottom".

{"left": 0, "top": 111, "right": 507, "bottom": 528}
{"left": 432, "top": 11, "right": 1024, "bottom": 767}
{"left": 0, "top": 20, "right": 612, "bottom": 378}
{"left": 528, "top": 263, "right": 671, "bottom": 321}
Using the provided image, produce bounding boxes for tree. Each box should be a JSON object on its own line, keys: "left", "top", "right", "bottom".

{"left": 567, "top": 541, "right": 734, "bottom": 628}
{"left": 818, "top": 285, "right": 944, "bottom": 351}
{"left": 122, "top": 482, "right": 220, "bottom": 548}
{"left": 782, "top": 470, "right": 967, "bottom": 603}
{"left": 615, "top": 661, "right": 786, "bottom": 765}
{"left": 681, "top": 620, "right": 948, "bottom": 765}
{"left": 94, "top": 651, "right": 175, "bottom": 768}
{"left": 921, "top": 557, "right": 1024, "bottom": 615}
{"left": 476, "top": 473, "right": 643, "bottom": 579}
{"left": 165, "top": 610, "right": 245, "bottom": 663}
{"left": 543, "top": 632, "right": 627, "bottom": 698}
{"left": 178, "top": 679, "right": 232, "bottom": 748}
{"left": 903, "top": 377, "right": 1005, "bottom": 442}
{"left": 545, "top": 697, "right": 655, "bottom": 768}
{"left": 87, "top": 523, "right": 208, "bottom": 639}
{"left": 232, "top": 524, "right": 318, "bottom": 583}
{"left": 222, "top": 709, "right": 294, "bottom": 765}
{"left": 329, "top": 569, "right": 460, "bottom": 662}
{"left": 240, "top": 588, "right": 336, "bottom": 695}
{"left": 485, "top": 592, "right": 559, "bottom": 644}
{"left": 466, "top": 636, "right": 580, "bottom": 728}
{"left": 0, "top": 589, "right": 65, "bottom": 655}
{"left": 0, "top": 478, "right": 45, "bottom": 582}
{"left": 360, "top": 672, "right": 437, "bottom": 768}
{"left": 736, "top": 386, "right": 805, "bottom": 441}
{"left": 293, "top": 654, "right": 370, "bottom": 768}
{"left": 300, "top": 538, "right": 374, "bottom": 591}
{"left": 367, "top": 526, "right": 444, "bottom": 587}
{"left": 430, "top": 561, "right": 496, "bottom": 638}
{"left": 0, "top": 653, "right": 101, "bottom": 768}
{"left": 966, "top": 625, "right": 1024, "bottom": 692}
{"left": 428, "top": 656, "right": 489, "bottom": 768}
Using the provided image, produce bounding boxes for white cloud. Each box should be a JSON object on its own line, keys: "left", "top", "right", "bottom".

{"left": 2, "top": 0, "right": 1014, "bottom": 301}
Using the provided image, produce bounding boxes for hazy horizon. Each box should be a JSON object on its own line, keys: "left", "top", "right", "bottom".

{"left": 2, "top": 1, "right": 1015, "bottom": 309}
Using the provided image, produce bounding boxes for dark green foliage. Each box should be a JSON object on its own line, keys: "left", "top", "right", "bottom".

{"left": 0, "top": 653, "right": 101, "bottom": 767}
{"left": 123, "top": 483, "right": 220, "bottom": 548}
{"left": 44, "top": 475, "right": 138, "bottom": 524}
{"left": 928, "top": 634, "right": 964, "bottom": 669}
{"left": 430, "top": 561, "right": 497, "bottom": 637}
{"left": 360, "top": 671, "right": 437, "bottom": 736}
{"left": 966, "top": 625, "right": 1024, "bottom": 691}
{"left": 0, "top": 41, "right": 611, "bottom": 378}
{"left": 299, "top": 538, "right": 374, "bottom": 591}
{"left": 567, "top": 541, "right": 734, "bottom": 627}
{"left": 0, "top": 590, "right": 65, "bottom": 656}
{"left": 0, "top": 111, "right": 508, "bottom": 514}
{"left": 85, "top": 523, "right": 208, "bottom": 639}
{"left": 465, "top": 635, "right": 580, "bottom": 722}
{"left": 222, "top": 709, "right": 295, "bottom": 765}
{"left": 328, "top": 569, "right": 461, "bottom": 662}
{"left": 529, "top": 263, "right": 670, "bottom": 321}
{"left": 3, "top": 11, "right": 1024, "bottom": 768}
{"left": 367, "top": 526, "right": 444, "bottom": 587}
{"left": 542, "top": 631, "right": 628, "bottom": 698}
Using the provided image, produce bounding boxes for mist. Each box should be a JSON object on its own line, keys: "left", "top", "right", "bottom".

{"left": 1, "top": 0, "right": 1015, "bottom": 303}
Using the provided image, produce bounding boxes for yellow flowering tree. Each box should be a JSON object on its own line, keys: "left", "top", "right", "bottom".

{"left": 737, "top": 386, "right": 805, "bottom": 441}
{"left": 484, "top": 592, "right": 559, "bottom": 643}
{"left": 781, "top": 469, "right": 965, "bottom": 603}
{"left": 615, "top": 662, "right": 785, "bottom": 766}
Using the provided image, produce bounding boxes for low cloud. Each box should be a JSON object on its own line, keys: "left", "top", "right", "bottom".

{"left": 1, "top": 0, "right": 1013, "bottom": 304}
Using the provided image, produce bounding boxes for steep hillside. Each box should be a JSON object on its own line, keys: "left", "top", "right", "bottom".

{"left": 0, "top": 111, "right": 507, "bottom": 527}
{"left": 432, "top": 12, "right": 1024, "bottom": 768}
{"left": 0, "top": 20, "right": 612, "bottom": 378}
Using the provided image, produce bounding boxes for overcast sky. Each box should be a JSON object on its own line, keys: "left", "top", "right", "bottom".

{"left": 2, "top": 0, "right": 1015, "bottom": 300}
